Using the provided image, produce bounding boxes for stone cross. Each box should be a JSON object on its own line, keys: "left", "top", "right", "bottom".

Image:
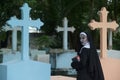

{"left": 56, "top": 17, "right": 75, "bottom": 50}
{"left": 88, "top": 7, "right": 118, "bottom": 58}
{"left": 3, "top": 24, "right": 21, "bottom": 53}
{"left": 6, "top": 3, "right": 44, "bottom": 60}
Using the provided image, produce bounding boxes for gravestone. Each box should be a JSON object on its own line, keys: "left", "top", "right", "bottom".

{"left": 56, "top": 17, "right": 75, "bottom": 50}
{"left": 88, "top": 7, "right": 118, "bottom": 58}
{"left": 0, "top": 3, "right": 50, "bottom": 80}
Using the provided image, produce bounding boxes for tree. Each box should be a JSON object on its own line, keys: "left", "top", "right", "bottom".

{"left": 0, "top": 0, "right": 120, "bottom": 50}
{"left": 0, "top": 0, "right": 39, "bottom": 48}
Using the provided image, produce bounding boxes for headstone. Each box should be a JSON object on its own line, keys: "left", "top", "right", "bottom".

{"left": 56, "top": 17, "right": 75, "bottom": 50}
{"left": 36, "top": 54, "right": 50, "bottom": 63}
{"left": 88, "top": 7, "right": 118, "bottom": 58}
{"left": 0, "top": 3, "right": 50, "bottom": 80}
{"left": 30, "top": 49, "right": 50, "bottom": 63}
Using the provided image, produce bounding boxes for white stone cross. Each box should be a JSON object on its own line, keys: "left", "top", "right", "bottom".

{"left": 6, "top": 3, "right": 44, "bottom": 60}
{"left": 56, "top": 17, "right": 75, "bottom": 50}
{"left": 3, "top": 24, "right": 21, "bottom": 53}
{"left": 88, "top": 7, "right": 118, "bottom": 58}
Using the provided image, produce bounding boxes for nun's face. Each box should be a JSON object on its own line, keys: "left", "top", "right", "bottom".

{"left": 80, "top": 34, "right": 88, "bottom": 45}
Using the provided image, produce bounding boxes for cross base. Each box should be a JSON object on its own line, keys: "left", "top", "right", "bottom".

{"left": 0, "top": 60, "right": 50, "bottom": 80}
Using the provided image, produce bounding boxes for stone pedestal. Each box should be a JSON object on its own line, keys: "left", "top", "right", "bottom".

{"left": 0, "top": 60, "right": 50, "bottom": 80}
{"left": 56, "top": 51, "right": 77, "bottom": 69}
{"left": 3, "top": 52, "right": 21, "bottom": 63}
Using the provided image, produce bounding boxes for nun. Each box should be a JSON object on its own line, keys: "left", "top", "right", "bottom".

{"left": 71, "top": 32, "right": 104, "bottom": 80}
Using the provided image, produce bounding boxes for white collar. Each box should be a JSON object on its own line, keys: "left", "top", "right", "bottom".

{"left": 83, "top": 42, "right": 90, "bottom": 48}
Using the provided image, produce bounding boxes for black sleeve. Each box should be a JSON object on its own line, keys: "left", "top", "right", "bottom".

{"left": 71, "top": 61, "right": 80, "bottom": 71}
{"left": 71, "top": 48, "right": 89, "bottom": 70}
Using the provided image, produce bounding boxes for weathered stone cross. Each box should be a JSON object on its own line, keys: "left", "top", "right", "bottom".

{"left": 6, "top": 3, "right": 44, "bottom": 60}
{"left": 56, "top": 17, "right": 75, "bottom": 50}
{"left": 88, "top": 7, "right": 118, "bottom": 58}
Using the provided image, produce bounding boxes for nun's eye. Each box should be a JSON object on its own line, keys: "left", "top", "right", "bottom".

{"left": 80, "top": 37, "right": 85, "bottom": 39}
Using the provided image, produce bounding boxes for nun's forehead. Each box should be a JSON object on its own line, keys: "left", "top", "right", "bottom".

{"left": 80, "top": 32, "right": 87, "bottom": 37}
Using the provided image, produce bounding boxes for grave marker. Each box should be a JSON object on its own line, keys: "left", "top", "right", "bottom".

{"left": 88, "top": 7, "right": 118, "bottom": 58}
{"left": 56, "top": 17, "right": 75, "bottom": 50}
{"left": 7, "top": 3, "right": 43, "bottom": 60}
{"left": 0, "top": 3, "right": 50, "bottom": 80}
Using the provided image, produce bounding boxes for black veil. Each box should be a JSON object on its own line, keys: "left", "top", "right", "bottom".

{"left": 75, "top": 31, "right": 104, "bottom": 80}
{"left": 86, "top": 32, "right": 104, "bottom": 80}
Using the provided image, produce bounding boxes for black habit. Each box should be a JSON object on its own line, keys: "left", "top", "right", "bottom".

{"left": 71, "top": 32, "right": 104, "bottom": 80}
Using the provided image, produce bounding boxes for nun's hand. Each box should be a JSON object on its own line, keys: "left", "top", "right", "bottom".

{"left": 77, "top": 56, "right": 80, "bottom": 61}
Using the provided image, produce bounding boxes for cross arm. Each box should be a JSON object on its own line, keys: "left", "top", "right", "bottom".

{"left": 67, "top": 26, "right": 75, "bottom": 33}
{"left": 6, "top": 16, "right": 23, "bottom": 28}
{"left": 3, "top": 25, "right": 21, "bottom": 31}
{"left": 88, "top": 20, "right": 102, "bottom": 30}
{"left": 2, "top": 25, "right": 13, "bottom": 31}
{"left": 88, "top": 20, "right": 119, "bottom": 30}
{"left": 107, "top": 21, "right": 119, "bottom": 31}
{"left": 56, "top": 26, "right": 64, "bottom": 32}
{"left": 29, "top": 19, "right": 44, "bottom": 29}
